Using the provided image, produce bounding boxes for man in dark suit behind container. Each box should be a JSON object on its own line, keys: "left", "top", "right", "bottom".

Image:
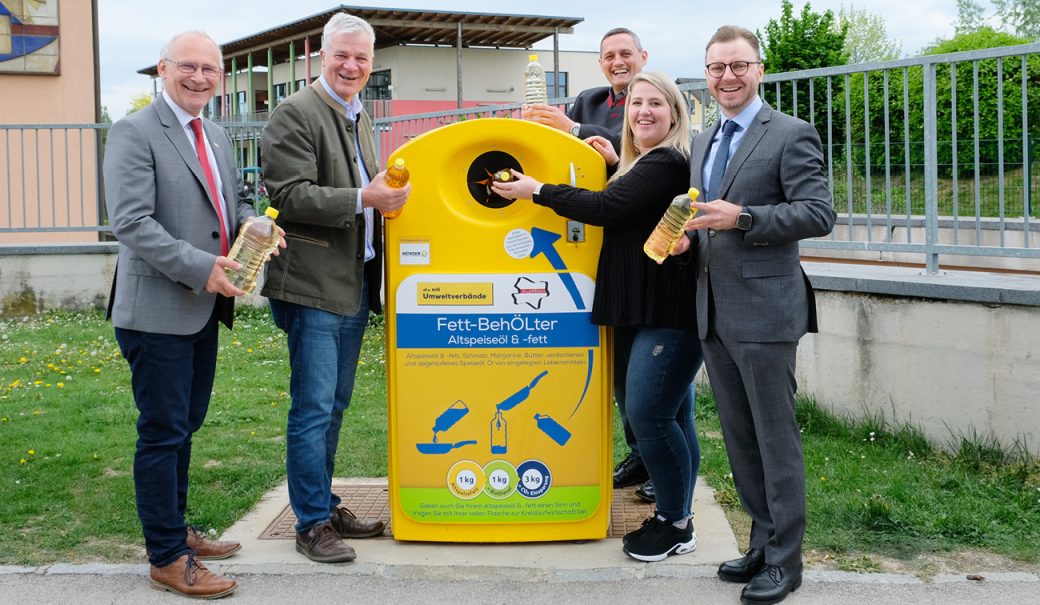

{"left": 524, "top": 28, "right": 658, "bottom": 500}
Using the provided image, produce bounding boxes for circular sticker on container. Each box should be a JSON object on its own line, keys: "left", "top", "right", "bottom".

{"left": 504, "top": 229, "right": 534, "bottom": 259}
{"left": 482, "top": 460, "right": 519, "bottom": 499}
{"left": 447, "top": 460, "right": 486, "bottom": 500}
{"left": 515, "top": 459, "right": 552, "bottom": 499}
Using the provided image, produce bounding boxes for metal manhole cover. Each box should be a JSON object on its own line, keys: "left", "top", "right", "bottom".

{"left": 259, "top": 485, "right": 654, "bottom": 540}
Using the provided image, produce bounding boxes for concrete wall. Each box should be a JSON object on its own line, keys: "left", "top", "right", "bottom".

{"left": 802, "top": 291, "right": 1039, "bottom": 453}
{"left": 3, "top": 247, "right": 1038, "bottom": 454}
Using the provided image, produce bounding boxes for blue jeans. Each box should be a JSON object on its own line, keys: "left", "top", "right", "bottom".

{"left": 115, "top": 314, "right": 219, "bottom": 567}
{"left": 270, "top": 284, "right": 370, "bottom": 532}
{"left": 617, "top": 325, "right": 703, "bottom": 522}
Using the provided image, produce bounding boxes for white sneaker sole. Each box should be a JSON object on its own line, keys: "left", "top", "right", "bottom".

{"left": 623, "top": 536, "right": 698, "bottom": 562}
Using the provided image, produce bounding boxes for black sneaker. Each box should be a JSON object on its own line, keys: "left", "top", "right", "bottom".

{"left": 622, "top": 515, "right": 697, "bottom": 562}
{"left": 622, "top": 515, "right": 656, "bottom": 546}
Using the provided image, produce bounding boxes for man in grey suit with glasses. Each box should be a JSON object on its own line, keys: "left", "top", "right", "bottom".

{"left": 105, "top": 30, "right": 276, "bottom": 599}
{"left": 673, "top": 25, "right": 836, "bottom": 605}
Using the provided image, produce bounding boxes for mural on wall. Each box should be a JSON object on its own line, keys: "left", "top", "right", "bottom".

{"left": 0, "top": 0, "right": 59, "bottom": 75}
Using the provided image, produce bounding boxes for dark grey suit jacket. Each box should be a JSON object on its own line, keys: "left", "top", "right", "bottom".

{"left": 689, "top": 103, "right": 836, "bottom": 342}
{"left": 105, "top": 96, "right": 253, "bottom": 334}
{"left": 567, "top": 85, "right": 625, "bottom": 151}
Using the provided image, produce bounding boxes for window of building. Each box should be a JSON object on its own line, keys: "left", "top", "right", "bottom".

{"left": 363, "top": 70, "right": 392, "bottom": 101}
{"left": 547, "top": 71, "right": 568, "bottom": 99}
{"left": 236, "top": 91, "right": 248, "bottom": 116}
{"left": 274, "top": 83, "right": 288, "bottom": 103}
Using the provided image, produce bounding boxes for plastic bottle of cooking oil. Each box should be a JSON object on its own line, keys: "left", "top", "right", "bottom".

{"left": 524, "top": 54, "right": 548, "bottom": 105}
{"left": 643, "top": 187, "right": 700, "bottom": 264}
{"left": 382, "top": 158, "right": 409, "bottom": 219}
{"left": 225, "top": 206, "right": 280, "bottom": 294}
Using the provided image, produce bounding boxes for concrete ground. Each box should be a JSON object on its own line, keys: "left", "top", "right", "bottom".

{"left": 2, "top": 477, "right": 1037, "bottom": 604}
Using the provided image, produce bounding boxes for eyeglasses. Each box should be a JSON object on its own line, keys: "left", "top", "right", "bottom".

{"left": 705, "top": 61, "right": 761, "bottom": 78}
{"left": 164, "top": 59, "right": 222, "bottom": 78}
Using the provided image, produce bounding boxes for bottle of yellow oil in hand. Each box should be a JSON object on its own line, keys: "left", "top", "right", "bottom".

{"left": 382, "top": 158, "right": 409, "bottom": 219}
{"left": 225, "top": 206, "right": 280, "bottom": 294}
{"left": 643, "top": 187, "right": 700, "bottom": 264}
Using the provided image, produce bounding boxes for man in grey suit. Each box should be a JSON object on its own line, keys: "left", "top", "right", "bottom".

{"left": 105, "top": 30, "right": 260, "bottom": 599}
{"left": 673, "top": 25, "right": 836, "bottom": 605}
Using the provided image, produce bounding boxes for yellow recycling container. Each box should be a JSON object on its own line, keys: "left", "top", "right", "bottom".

{"left": 385, "top": 118, "right": 612, "bottom": 542}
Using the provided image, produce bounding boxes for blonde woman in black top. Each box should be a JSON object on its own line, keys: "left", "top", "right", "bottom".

{"left": 493, "top": 71, "right": 702, "bottom": 562}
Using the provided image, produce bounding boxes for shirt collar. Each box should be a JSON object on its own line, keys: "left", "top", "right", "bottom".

{"left": 318, "top": 75, "right": 364, "bottom": 119}
{"left": 609, "top": 88, "right": 627, "bottom": 108}
{"left": 162, "top": 90, "right": 201, "bottom": 129}
{"left": 722, "top": 95, "right": 763, "bottom": 134}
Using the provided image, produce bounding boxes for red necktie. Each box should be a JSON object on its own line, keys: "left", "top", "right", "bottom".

{"left": 189, "top": 118, "right": 229, "bottom": 255}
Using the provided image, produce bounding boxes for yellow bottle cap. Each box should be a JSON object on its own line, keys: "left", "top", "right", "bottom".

{"left": 529, "top": 54, "right": 538, "bottom": 61}
{"left": 688, "top": 187, "right": 700, "bottom": 200}
{"left": 394, "top": 158, "right": 406, "bottom": 168}
{"left": 265, "top": 207, "right": 279, "bottom": 219}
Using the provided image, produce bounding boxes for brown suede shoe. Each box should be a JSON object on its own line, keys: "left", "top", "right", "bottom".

{"left": 150, "top": 553, "right": 237, "bottom": 599}
{"left": 187, "top": 527, "right": 242, "bottom": 560}
{"left": 329, "top": 505, "right": 385, "bottom": 538}
{"left": 296, "top": 521, "right": 356, "bottom": 563}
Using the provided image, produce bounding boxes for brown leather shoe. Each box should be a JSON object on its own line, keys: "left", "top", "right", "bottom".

{"left": 296, "top": 521, "right": 356, "bottom": 563}
{"left": 150, "top": 553, "right": 237, "bottom": 599}
{"left": 187, "top": 527, "right": 241, "bottom": 560}
{"left": 329, "top": 505, "right": 385, "bottom": 538}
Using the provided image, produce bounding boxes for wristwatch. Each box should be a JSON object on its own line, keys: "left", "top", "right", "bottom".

{"left": 570, "top": 123, "right": 581, "bottom": 137}
{"left": 736, "top": 207, "right": 753, "bottom": 231}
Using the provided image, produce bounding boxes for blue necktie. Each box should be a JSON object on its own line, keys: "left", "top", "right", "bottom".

{"left": 706, "top": 120, "right": 739, "bottom": 202}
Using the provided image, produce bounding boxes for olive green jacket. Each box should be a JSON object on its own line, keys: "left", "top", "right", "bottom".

{"left": 260, "top": 82, "right": 382, "bottom": 315}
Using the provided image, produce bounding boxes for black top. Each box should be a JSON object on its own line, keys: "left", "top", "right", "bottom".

{"left": 533, "top": 146, "right": 696, "bottom": 329}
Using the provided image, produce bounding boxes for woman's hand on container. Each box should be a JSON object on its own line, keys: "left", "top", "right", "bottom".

{"left": 490, "top": 170, "right": 542, "bottom": 201}
{"left": 585, "top": 136, "right": 618, "bottom": 167}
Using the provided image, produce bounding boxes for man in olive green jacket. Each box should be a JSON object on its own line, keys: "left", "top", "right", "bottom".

{"left": 260, "top": 12, "right": 409, "bottom": 564}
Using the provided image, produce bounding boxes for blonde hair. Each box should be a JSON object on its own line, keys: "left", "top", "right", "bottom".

{"left": 612, "top": 72, "right": 690, "bottom": 181}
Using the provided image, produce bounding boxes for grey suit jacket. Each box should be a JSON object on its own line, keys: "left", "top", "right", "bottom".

{"left": 105, "top": 96, "right": 254, "bottom": 335}
{"left": 690, "top": 103, "right": 836, "bottom": 342}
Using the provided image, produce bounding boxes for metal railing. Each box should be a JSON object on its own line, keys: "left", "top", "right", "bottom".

{"left": 3, "top": 44, "right": 1040, "bottom": 273}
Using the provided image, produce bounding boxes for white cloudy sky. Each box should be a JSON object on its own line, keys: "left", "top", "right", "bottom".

{"left": 98, "top": 0, "right": 991, "bottom": 118}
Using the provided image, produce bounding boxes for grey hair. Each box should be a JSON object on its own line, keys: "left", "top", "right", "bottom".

{"left": 322, "top": 12, "right": 375, "bottom": 51}
{"left": 160, "top": 30, "right": 223, "bottom": 64}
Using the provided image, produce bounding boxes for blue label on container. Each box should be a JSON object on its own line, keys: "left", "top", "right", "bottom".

{"left": 396, "top": 312, "right": 599, "bottom": 348}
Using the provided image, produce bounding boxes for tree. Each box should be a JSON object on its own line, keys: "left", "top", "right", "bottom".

{"left": 756, "top": 1, "right": 848, "bottom": 141}
{"left": 99, "top": 106, "right": 112, "bottom": 124}
{"left": 126, "top": 92, "right": 153, "bottom": 116}
{"left": 759, "top": 0, "right": 849, "bottom": 72}
{"left": 846, "top": 27, "right": 1038, "bottom": 175}
{"left": 993, "top": 0, "right": 1040, "bottom": 39}
{"left": 837, "top": 4, "right": 902, "bottom": 64}
{"left": 955, "top": 0, "right": 987, "bottom": 35}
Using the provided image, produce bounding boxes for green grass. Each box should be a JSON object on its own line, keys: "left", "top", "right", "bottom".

{"left": 0, "top": 308, "right": 386, "bottom": 565}
{"left": 695, "top": 390, "right": 1040, "bottom": 565}
{"left": 2, "top": 309, "right": 1038, "bottom": 568}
